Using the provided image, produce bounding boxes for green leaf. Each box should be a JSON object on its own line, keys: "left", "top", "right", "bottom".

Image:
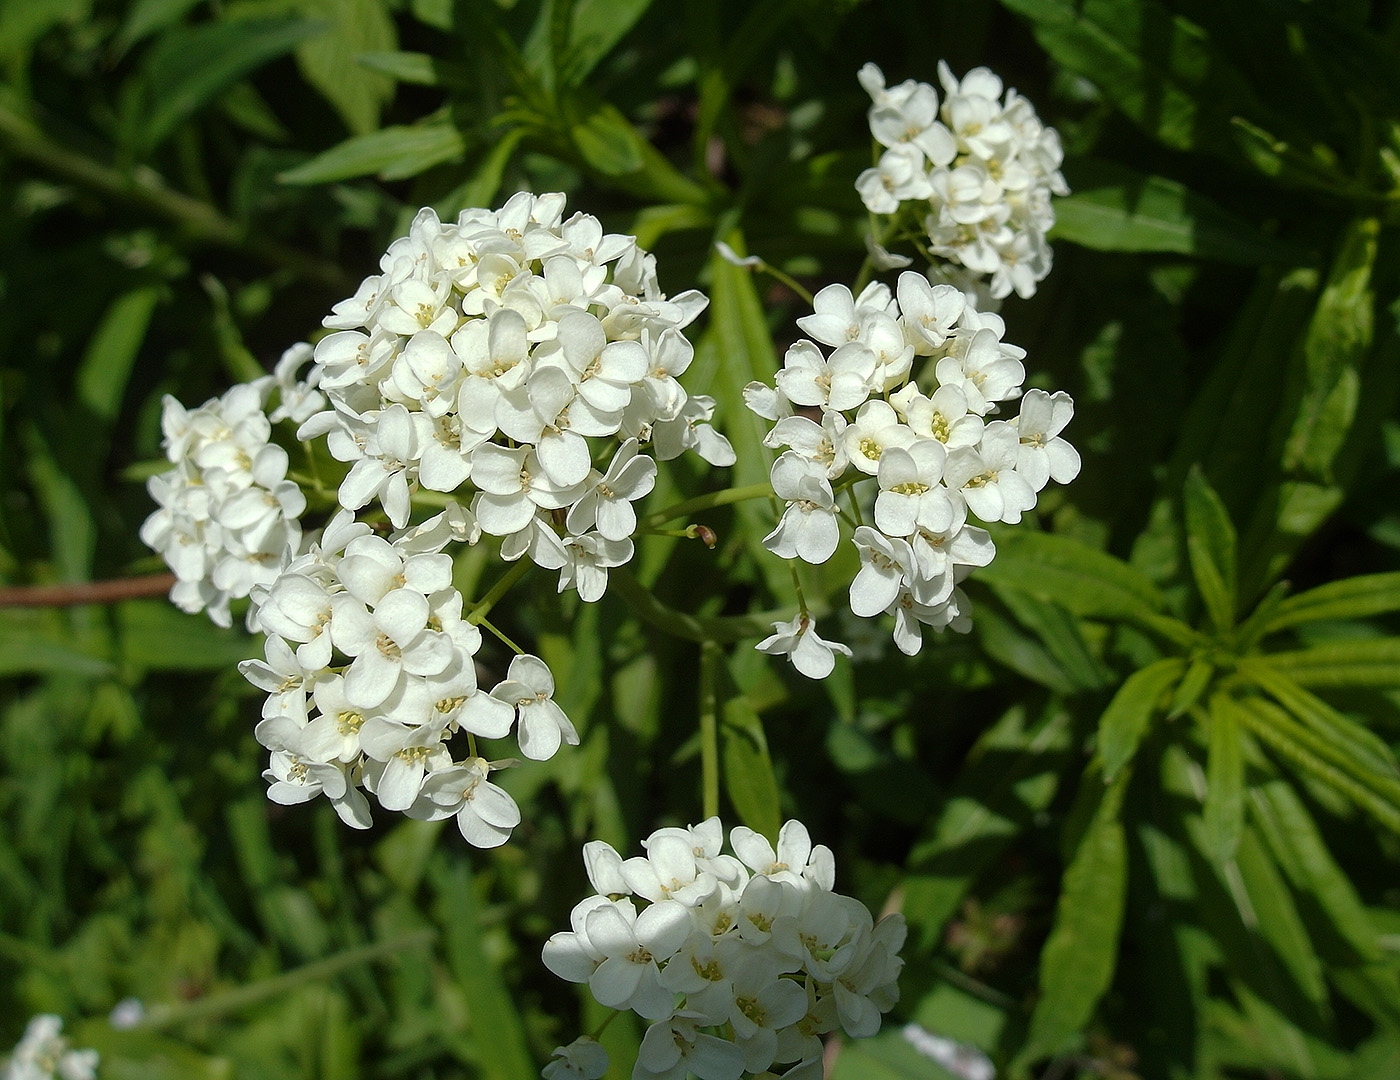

{"left": 1183, "top": 466, "right": 1237, "bottom": 630}
{"left": 113, "top": 0, "right": 203, "bottom": 57}
{"left": 556, "top": 0, "right": 655, "bottom": 85}
{"left": 980, "top": 530, "right": 1170, "bottom": 622}
{"left": 75, "top": 285, "right": 161, "bottom": 426}
{"left": 0, "top": 0, "right": 90, "bottom": 63}
{"left": 1096, "top": 657, "right": 1185, "bottom": 781}
{"left": 568, "top": 99, "right": 645, "bottom": 175}
{"left": 1203, "top": 695, "right": 1245, "bottom": 863}
{"left": 903, "top": 704, "right": 1072, "bottom": 950}
{"left": 0, "top": 608, "right": 112, "bottom": 678}
{"left": 431, "top": 861, "right": 535, "bottom": 1080}
{"left": 997, "top": 0, "right": 1274, "bottom": 155}
{"left": 990, "top": 588, "right": 1114, "bottom": 691}
{"left": 1016, "top": 768, "right": 1130, "bottom": 1066}
{"left": 1266, "top": 571, "right": 1400, "bottom": 632}
{"left": 278, "top": 122, "right": 465, "bottom": 184}
{"left": 288, "top": 0, "right": 397, "bottom": 136}
{"left": 1262, "top": 638, "right": 1400, "bottom": 688}
{"left": 134, "top": 15, "right": 326, "bottom": 153}
{"left": 115, "top": 599, "right": 255, "bottom": 672}
{"left": 1166, "top": 657, "right": 1214, "bottom": 719}
{"left": 720, "top": 691, "right": 781, "bottom": 843}
{"left": 1240, "top": 659, "right": 1397, "bottom": 776}
{"left": 1052, "top": 161, "right": 1303, "bottom": 264}
{"left": 357, "top": 49, "right": 457, "bottom": 86}
{"left": 1250, "top": 779, "right": 1380, "bottom": 964}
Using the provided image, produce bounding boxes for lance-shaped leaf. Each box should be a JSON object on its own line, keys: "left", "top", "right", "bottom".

{"left": 1015, "top": 768, "right": 1131, "bottom": 1067}
{"left": 1184, "top": 467, "right": 1237, "bottom": 631}
{"left": 1265, "top": 571, "right": 1400, "bottom": 633}
{"left": 1262, "top": 638, "right": 1400, "bottom": 689}
{"left": 980, "top": 530, "right": 1171, "bottom": 623}
{"left": 1097, "top": 657, "right": 1185, "bottom": 781}
{"left": 1202, "top": 694, "right": 1245, "bottom": 863}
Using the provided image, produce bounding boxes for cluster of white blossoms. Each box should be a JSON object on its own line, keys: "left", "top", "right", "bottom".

{"left": 542, "top": 819, "right": 904, "bottom": 1080}
{"left": 295, "top": 190, "right": 732, "bottom": 602}
{"left": 240, "top": 504, "right": 578, "bottom": 846}
{"left": 856, "top": 61, "right": 1068, "bottom": 300}
{"left": 746, "top": 270, "right": 1079, "bottom": 676}
{"left": 2, "top": 1016, "right": 97, "bottom": 1080}
{"left": 139, "top": 346, "right": 323, "bottom": 628}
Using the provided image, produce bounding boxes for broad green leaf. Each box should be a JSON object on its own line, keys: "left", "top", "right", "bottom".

{"left": 432, "top": 861, "right": 535, "bottom": 1080}
{"left": 980, "top": 530, "right": 1169, "bottom": 622}
{"left": 287, "top": 0, "right": 397, "bottom": 136}
{"left": 1096, "top": 657, "right": 1185, "bottom": 781}
{"left": 1184, "top": 467, "right": 1237, "bottom": 630}
{"left": 1266, "top": 571, "right": 1400, "bottom": 632}
{"left": 1052, "top": 162, "right": 1302, "bottom": 264}
{"left": 1251, "top": 779, "right": 1380, "bottom": 963}
{"left": 1202, "top": 695, "right": 1245, "bottom": 862}
{"left": 0, "top": 608, "right": 112, "bottom": 678}
{"left": 76, "top": 286, "right": 161, "bottom": 426}
{"left": 1264, "top": 638, "right": 1400, "bottom": 688}
{"left": 1016, "top": 769, "right": 1130, "bottom": 1066}
{"left": 278, "top": 122, "right": 466, "bottom": 184}
{"left": 998, "top": 0, "right": 1274, "bottom": 155}
{"left": 134, "top": 16, "right": 326, "bottom": 153}
{"left": 720, "top": 691, "right": 781, "bottom": 843}
{"left": 903, "top": 704, "right": 1072, "bottom": 949}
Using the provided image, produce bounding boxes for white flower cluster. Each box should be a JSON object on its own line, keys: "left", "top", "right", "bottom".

{"left": 2, "top": 1016, "right": 97, "bottom": 1080}
{"left": 542, "top": 818, "right": 905, "bottom": 1080}
{"left": 139, "top": 346, "right": 323, "bottom": 627}
{"left": 856, "top": 62, "right": 1068, "bottom": 300}
{"left": 240, "top": 505, "right": 576, "bottom": 846}
{"left": 746, "top": 271, "right": 1079, "bottom": 673}
{"left": 296, "top": 191, "right": 733, "bottom": 603}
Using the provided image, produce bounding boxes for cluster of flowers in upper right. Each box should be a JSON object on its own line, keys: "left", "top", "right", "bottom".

{"left": 746, "top": 64, "right": 1079, "bottom": 679}
{"left": 856, "top": 62, "right": 1068, "bottom": 301}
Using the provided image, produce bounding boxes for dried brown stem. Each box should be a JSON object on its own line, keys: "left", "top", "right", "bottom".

{"left": 0, "top": 574, "right": 176, "bottom": 607}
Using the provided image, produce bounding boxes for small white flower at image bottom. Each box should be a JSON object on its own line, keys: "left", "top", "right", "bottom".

{"left": 542, "top": 1036, "right": 609, "bottom": 1080}
{"left": 756, "top": 613, "right": 852, "bottom": 680}
{"left": 3, "top": 1015, "right": 98, "bottom": 1080}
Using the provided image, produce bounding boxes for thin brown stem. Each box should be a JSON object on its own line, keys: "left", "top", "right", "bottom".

{"left": 0, "top": 573, "right": 176, "bottom": 607}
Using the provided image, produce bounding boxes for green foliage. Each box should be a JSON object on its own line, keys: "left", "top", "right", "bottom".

{"left": 3, "top": 0, "right": 1400, "bottom": 1078}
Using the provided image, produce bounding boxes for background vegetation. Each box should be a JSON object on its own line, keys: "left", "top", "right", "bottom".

{"left": 2, "top": 1, "right": 1399, "bottom": 1078}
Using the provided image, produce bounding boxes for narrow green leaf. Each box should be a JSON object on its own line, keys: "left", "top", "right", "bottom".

{"left": 1267, "top": 571, "right": 1400, "bottom": 632}
{"left": 0, "top": 0, "right": 90, "bottom": 63}
{"left": 116, "top": 599, "right": 255, "bottom": 672}
{"left": 1096, "top": 657, "right": 1185, "bottom": 781}
{"left": 357, "top": 49, "right": 451, "bottom": 85}
{"left": 113, "top": 0, "right": 202, "bottom": 56}
{"left": 278, "top": 122, "right": 465, "bottom": 184}
{"left": 992, "top": 588, "right": 1113, "bottom": 691}
{"left": 0, "top": 609, "right": 112, "bottom": 678}
{"left": 979, "top": 530, "right": 1169, "bottom": 622}
{"left": 1240, "top": 659, "right": 1397, "bottom": 775}
{"left": 1231, "top": 826, "right": 1330, "bottom": 1010}
{"left": 1251, "top": 780, "right": 1380, "bottom": 963}
{"left": 720, "top": 692, "right": 781, "bottom": 843}
{"left": 432, "top": 861, "right": 535, "bottom": 1080}
{"left": 1017, "top": 769, "right": 1130, "bottom": 1065}
{"left": 1052, "top": 161, "right": 1303, "bottom": 264}
{"left": 1231, "top": 116, "right": 1356, "bottom": 196}
{"left": 568, "top": 99, "right": 645, "bottom": 175}
{"left": 135, "top": 16, "right": 326, "bottom": 153}
{"left": 1203, "top": 695, "right": 1245, "bottom": 863}
{"left": 903, "top": 704, "right": 1072, "bottom": 950}
{"left": 1183, "top": 466, "right": 1237, "bottom": 630}
{"left": 75, "top": 285, "right": 161, "bottom": 426}
{"left": 1263, "top": 638, "right": 1400, "bottom": 688}
{"left": 1166, "top": 657, "right": 1214, "bottom": 719}
{"left": 557, "top": 0, "right": 654, "bottom": 85}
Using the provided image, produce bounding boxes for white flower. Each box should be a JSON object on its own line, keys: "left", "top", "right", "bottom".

{"left": 1012, "top": 389, "right": 1081, "bottom": 490}
{"left": 763, "top": 452, "right": 840, "bottom": 565}
{"left": 3, "top": 1015, "right": 98, "bottom": 1080}
{"left": 490, "top": 654, "right": 579, "bottom": 761}
{"left": 408, "top": 757, "right": 521, "bottom": 848}
{"left": 756, "top": 613, "right": 852, "bottom": 680}
{"left": 543, "top": 1036, "right": 610, "bottom": 1080}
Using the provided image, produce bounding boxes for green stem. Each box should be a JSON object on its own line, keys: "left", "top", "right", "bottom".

{"left": 754, "top": 260, "right": 814, "bottom": 306}
{"left": 0, "top": 95, "right": 348, "bottom": 287}
{"left": 788, "top": 561, "right": 810, "bottom": 617}
{"left": 133, "top": 930, "right": 436, "bottom": 1032}
{"left": 467, "top": 559, "right": 532, "bottom": 626}
{"left": 699, "top": 642, "right": 722, "bottom": 820}
{"left": 641, "top": 482, "right": 774, "bottom": 529}
{"left": 480, "top": 616, "right": 526, "bottom": 655}
{"left": 610, "top": 568, "right": 802, "bottom": 644}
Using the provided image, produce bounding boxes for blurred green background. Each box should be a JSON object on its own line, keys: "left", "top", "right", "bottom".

{"left": 2, "top": 1, "right": 1400, "bottom": 1077}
